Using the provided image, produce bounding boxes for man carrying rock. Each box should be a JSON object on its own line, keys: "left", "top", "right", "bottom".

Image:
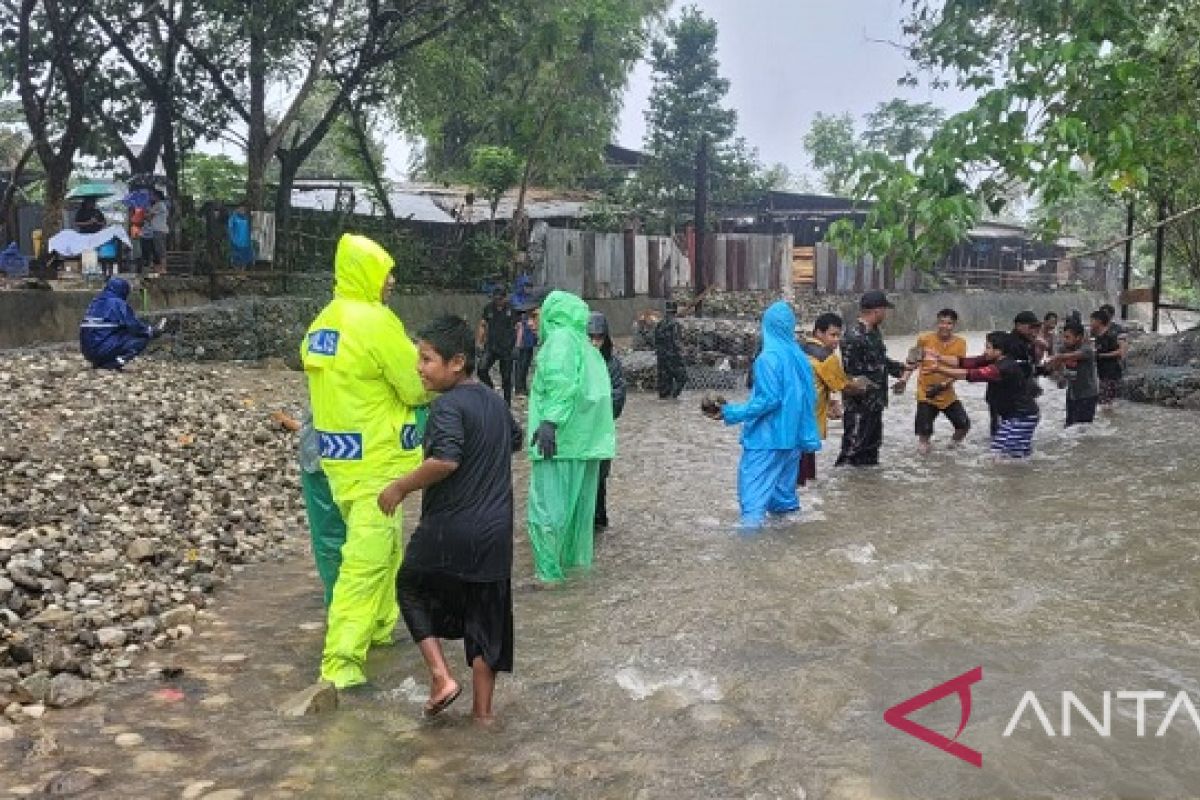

{"left": 836, "top": 291, "right": 913, "bottom": 467}
{"left": 79, "top": 276, "right": 166, "bottom": 370}
{"left": 301, "top": 234, "right": 432, "bottom": 689}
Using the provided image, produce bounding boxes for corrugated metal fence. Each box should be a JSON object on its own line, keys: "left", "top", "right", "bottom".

{"left": 538, "top": 228, "right": 794, "bottom": 298}
{"left": 537, "top": 228, "right": 917, "bottom": 298}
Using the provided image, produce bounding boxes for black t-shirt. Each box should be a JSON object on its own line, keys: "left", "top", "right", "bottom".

{"left": 482, "top": 303, "right": 518, "bottom": 352}
{"left": 1093, "top": 328, "right": 1123, "bottom": 380}
{"left": 75, "top": 207, "right": 106, "bottom": 233}
{"left": 990, "top": 356, "right": 1040, "bottom": 419}
{"left": 403, "top": 383, "right": 522, "bottom": 581}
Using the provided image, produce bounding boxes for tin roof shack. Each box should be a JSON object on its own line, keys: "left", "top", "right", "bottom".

{"left": 933, "top": 221, "right": 1088, "bottom": 290}
{"left": 747, "top": 191, "right": 871, "bottom": 247}
{"left": 290, "top": 180, "right": 598, "bottom": 229}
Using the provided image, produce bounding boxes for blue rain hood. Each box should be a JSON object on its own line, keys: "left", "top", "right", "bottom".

{"left": 104, "top": 276, "right": 131, "bottom": 300}
{"left": 80, "top": 277, "right": 152, "bottom": 367}
{"left": 722, "top": 301, "right": 821, "bottom": 451}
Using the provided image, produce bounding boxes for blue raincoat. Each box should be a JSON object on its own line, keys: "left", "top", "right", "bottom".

{"left": 721, "top": 301, "right": 820, "bottom": 528}
{"left": 79, "top": 277, "right": 154, "bottom": 369}
{"left": 227, "top": 211, "right": 254, "bottom": 267}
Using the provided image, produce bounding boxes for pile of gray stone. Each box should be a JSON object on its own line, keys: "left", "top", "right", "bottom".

{"left": 0, "top": 351, "right": 306, "bottom": 726}
{"left": 1122, "top": 328, "right": 1200, "bottom": 409}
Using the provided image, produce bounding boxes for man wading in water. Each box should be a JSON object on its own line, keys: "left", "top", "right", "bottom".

{"left": 836, "top": 291, "right": 915, "bottom": 467}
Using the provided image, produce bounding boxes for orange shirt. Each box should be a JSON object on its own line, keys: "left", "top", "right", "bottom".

{"left": 916, "top": 331, "right": 966, "bottom": 409}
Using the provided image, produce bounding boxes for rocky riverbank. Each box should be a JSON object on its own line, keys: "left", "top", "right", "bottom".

{"left": 0, "top": 350, "right": 307, "bottom": 731}
{"left": 1122, "top": 328, "right": 1200, "bottom": 409}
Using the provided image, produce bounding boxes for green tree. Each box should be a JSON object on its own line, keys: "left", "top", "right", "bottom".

{"left": 803, "top": 113, "right": 859, "bottom": 195}
{"left": 397, "top": 0, "right": 666, "bottom": 236}
{"left": 181, "top": 153, "right": 247, "bottom": 204}
{"left": 862, "top": 98, "right": 945, "bottom": 163}
{"left": 2, "top": 0, "right": 109, "bottom": 238}
{"left": 469, "top": 145, "right": 523, "bottom": 227}
{"left": 828, "top": 0, "right": 1200, "bottom": 282}
{"left": 629, "top": 5, "right": 761, "bottom": 228}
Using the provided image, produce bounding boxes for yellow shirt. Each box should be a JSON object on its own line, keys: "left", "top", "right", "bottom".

{"left": 916, "top": 331, "right": 966, "bottom": 409}
{"left": 804, "top": 337, "right": 850, "bottom": 439}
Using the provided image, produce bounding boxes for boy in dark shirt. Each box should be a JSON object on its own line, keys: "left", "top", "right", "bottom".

{"left": 378, "top": 315, "right": 522, "bottom": 723}
{"left": 1044, "top": 320, "right": 1099, "bottom": 427}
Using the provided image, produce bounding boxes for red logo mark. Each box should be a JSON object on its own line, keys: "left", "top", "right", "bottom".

{"left": 883, "top": 666, "right": 984, "bottom": 768}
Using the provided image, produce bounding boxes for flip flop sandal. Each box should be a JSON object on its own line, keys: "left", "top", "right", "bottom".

{"left": 423, "top": 685, "right": 463, "bottom": 719}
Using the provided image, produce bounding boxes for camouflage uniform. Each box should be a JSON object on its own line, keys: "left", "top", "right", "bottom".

{"left": 654, "top": 314, "right": 687, "bottom": 398}
{"left": 836, "top": 319, "right": 905, "bottom": 466}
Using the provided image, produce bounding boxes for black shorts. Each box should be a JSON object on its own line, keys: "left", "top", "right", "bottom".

{"left": 1066, "top": 395, "right": 1098, "bottom": 427}
{"left": 397, "top": 567, "right": 513, "bottom": 673}
{"left": 914, "top": 400, "right": 970, "bottom": 438}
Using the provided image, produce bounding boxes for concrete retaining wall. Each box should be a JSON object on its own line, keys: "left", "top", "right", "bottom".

{"left": 3, "top": 284, "right": 1111, "bottom": 357}
{"left": 0, "top": 283, "right": 210, "bottom": 349}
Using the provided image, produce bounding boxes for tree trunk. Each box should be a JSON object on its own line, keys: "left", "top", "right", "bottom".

{"left": 162, "top": 126, "right": 183, "bottom": 249}
{"left": 274, "top": 152, "right": 302, "bottom": 269}
{"left": 41, "top": 164, "right": 70, "bottom": 244}
{"left": 246, "top": 0, "right": 268, "bottom": 212}
{"left": 2, "top": 143, "right": 35, "bottom": 244}
{"left": 346, "top": 105, "right": 394, "bottom": 220}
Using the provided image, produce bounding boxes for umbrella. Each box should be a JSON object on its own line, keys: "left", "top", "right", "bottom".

{"left": 67, "top": 182, "right": 117, "bottom": 199}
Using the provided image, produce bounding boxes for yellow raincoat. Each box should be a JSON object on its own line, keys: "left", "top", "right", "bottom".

{"left": 301, "top": 234, "right": 430, "bottom": 688}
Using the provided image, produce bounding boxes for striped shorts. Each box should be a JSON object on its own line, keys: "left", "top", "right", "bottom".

{"left": 990, "top": 414, "right": 1039, "bottom": 459}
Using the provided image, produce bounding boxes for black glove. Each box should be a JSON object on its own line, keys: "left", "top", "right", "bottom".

{"left": 533, "top": 421, "right": 557, "bottom": 459}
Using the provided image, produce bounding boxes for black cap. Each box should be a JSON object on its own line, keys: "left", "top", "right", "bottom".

{"left": 859, "top": 290, "right": 895, "bottom": 310}
{"left": 1012, "top": 311, "right": 1040, "bottom": 326}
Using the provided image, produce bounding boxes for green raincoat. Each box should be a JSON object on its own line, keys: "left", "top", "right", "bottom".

{"left": 301, "top": 234, "right": 431, "bottom": 688}
{"left": 526, "top": 291, "right": 616, "bottom": 582}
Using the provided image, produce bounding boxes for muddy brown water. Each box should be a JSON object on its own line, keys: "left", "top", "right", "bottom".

{"left": 3, "top": 333, "right": 1200, "bottom": 799}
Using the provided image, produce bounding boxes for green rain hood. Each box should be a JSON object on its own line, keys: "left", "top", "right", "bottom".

{"left": 527, "top": 290, "right": 616, "bottom": 461}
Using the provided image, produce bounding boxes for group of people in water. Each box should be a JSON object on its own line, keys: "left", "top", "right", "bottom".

{"left": 703, "top": 291, "right": 1129, "bottom": 530}
{"left": 74, "top": 230, "right": 1130, "bottom": 723}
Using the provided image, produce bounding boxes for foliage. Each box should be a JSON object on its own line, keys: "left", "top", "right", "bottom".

{"left": 862, "top": 99, "right": 945, "bottom": 163}
{"left": 803, "top": 113, "right": 860, "bottom": 195}
{"left": 398, "top": 0, "right": 665, "bottom": 189}
{"left": 181, "top": 153, "right": 247, "bottom": 204}
{"left": 468, "top": 145, "right": 523, "bottom": 221}
{"left": 0, "top": 100, "right": 30, "bottom": 168}
{"left": 626, "top": 5, "right": 762, "bottom": 228}
{"left": 827, "top": 0, "right": 1200, "bottom": 283}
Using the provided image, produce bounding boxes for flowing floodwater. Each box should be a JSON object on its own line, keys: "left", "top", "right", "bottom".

{"left": 4, "top": 333, "right": 1200, "bottom": 799}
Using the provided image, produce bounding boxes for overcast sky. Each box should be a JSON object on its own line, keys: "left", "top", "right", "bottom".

{"left": 614, "top": 0, "right": 973, "bottom": 180}
{"left": 375, "top": 0, "right": 971, "bottom": 181}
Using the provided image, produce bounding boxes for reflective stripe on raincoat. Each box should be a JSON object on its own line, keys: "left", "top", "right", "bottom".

{"left": 79, "top": 277, "right": 152, "bottom": 365}
{"left": 300, "top": 234, "right": 431, "bottom": 485}
{"left": 722, "top": 301, "right": 821, "bottom": 452}
{"left": 526, "top": 290, "right": 616, "bottom": 461}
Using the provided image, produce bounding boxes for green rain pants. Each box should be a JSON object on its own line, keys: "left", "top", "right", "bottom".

{"left": 320, "top": 479, "right": 403, "bottom": 689}
{"left": 527, "top": 459, "right": 601, "bottom": 583}
{"left": 300, "top": 469, "right": 347, "bottom": 608}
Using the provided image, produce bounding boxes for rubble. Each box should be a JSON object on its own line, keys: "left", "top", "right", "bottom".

{"left": 1122, "top": 328, "right": 1200, "bottom": 409}
{"left": 0, "top": 350, "right": 306, "bottom": 721}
